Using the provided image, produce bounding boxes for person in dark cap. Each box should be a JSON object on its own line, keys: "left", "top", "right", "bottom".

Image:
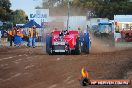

{"left": 28, "top": 26, "right": 38, "bottom": 48}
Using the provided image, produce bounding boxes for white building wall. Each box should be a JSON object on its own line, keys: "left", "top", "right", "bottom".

{"left": 48, "top": 16, "right": 87, "bottom": 30}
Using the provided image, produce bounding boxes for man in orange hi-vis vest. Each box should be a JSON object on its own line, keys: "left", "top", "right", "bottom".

{"left": 8, "top": 27, "right": 17, "bottom": 46}
{"left": 28, "top": 26, "right": 38, "bottom": 48}
{"left": 16, "top": 28, "right": 24, "bottom": 38}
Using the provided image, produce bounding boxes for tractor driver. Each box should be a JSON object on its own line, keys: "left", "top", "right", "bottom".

{"left": 59, "top": 30, "right": 64, "bottom": 36}
{"left": 59, "top": 30, "right": 65, "bottom": 40}
{"left": 64, "top": 30, "right": 69, "bottom": 35}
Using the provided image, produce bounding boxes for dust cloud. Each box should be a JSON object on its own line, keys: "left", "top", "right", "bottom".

{"left": 45, "top": 4, "right": 84, "bottom": 30}
{"left": 90, "top": 34, "right": 125, "bottom": 53}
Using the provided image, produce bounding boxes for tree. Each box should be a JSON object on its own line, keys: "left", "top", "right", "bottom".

{"left": 41, "top": 0, "right": 132, "bottom": 19}
{"left": 42, "top": 0, "right": 65, "bottom": 9}
{"left": 72, "top": 0, "right": 132, "bottom": 19}
{"left": 11, "top": 10, "right": 27, "bottom": 25}
{"left": 0, "top": 0, "right": 11, "bottom": 21}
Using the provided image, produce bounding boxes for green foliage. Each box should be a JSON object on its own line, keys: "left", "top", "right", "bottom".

{"left": 11, "top": 10, "right": 27, "bottom": 25}
{"left": 0, "top": 0, "right": 27, "bottom": 25}
{"left": 0, "top": 22, "right": 12, "bottom": 30}
{"left": 43, "top": 0, "right": 132, "bottom": 19}
{"left": 72, "top": 0, "right": 132, "bottom": 19}
{"left": 0, "top": 0, "right": 11, "bottom": 21}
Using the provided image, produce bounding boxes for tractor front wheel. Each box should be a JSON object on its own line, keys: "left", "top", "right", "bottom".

{"left": 46, "top": 35, "right": 52, "bottom": 55}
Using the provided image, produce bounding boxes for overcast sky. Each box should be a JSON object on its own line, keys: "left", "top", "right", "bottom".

{"left": 10, "top": 0, "right": 43, "bottom": 15}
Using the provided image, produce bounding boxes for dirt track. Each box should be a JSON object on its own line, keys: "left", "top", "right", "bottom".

{"left": 0, "top": 44, "right": 132, "bottom": 88}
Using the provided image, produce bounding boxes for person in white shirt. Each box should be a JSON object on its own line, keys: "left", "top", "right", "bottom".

{"left": 0, "top": 31, "right": 1, "bottom": 38}
{"left": 0, "top": 31, "right": 1, "bottom": 46}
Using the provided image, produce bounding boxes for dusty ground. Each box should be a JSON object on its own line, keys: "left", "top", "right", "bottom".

{"left": 0, "top": 40, "right": 132, "bottom": 88}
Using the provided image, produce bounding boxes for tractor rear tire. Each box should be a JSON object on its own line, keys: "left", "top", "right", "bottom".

{"left": 83, "top": 41, "right": 90, "bottom": 54}
{"left": 46, "top": 35, "right": 52, "bottom": 55}
{"left": 75, "top": 38, "right": 81, "bottom": 55}
{"left": 85, "top": 49, "right": 90, "bottom": 54}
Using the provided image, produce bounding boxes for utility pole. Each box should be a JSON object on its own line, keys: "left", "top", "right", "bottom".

{"left": 67, "top": 0, "right": 70, "bottom": 30}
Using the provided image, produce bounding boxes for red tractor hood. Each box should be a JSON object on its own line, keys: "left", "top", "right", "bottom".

{"left": 52, "top": 30, "right": 79, "bottom": 49}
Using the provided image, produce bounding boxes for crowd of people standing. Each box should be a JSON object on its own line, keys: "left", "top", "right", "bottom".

{"left": 0, "top": 26, "right": 38, "bottom": 48}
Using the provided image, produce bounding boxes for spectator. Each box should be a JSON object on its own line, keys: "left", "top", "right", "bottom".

{"left": 8, "top": 27, "right": 17, "bottom": 46}
{"left": 78, "top": 27, "right": 81, "bottom": 31}
{"left": 0, "top": 30, "right": 1, "bottom": 38}
{"left": 0, "top": 30, "right": 1, "bottom": 46}
{"left": 28, "top": 26, "right": 38, "bottom": 48}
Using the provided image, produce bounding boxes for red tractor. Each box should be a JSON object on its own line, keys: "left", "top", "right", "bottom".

{"left": 121, "top": 30, "right": 132, "bottom": 42}
{"left": 46, "top": 29, "right": 91, "bottom": 55}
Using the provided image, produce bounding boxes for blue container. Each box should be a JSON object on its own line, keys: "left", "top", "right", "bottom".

{"left": 14, "top": 35, "right": 23, "bottom": 45}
